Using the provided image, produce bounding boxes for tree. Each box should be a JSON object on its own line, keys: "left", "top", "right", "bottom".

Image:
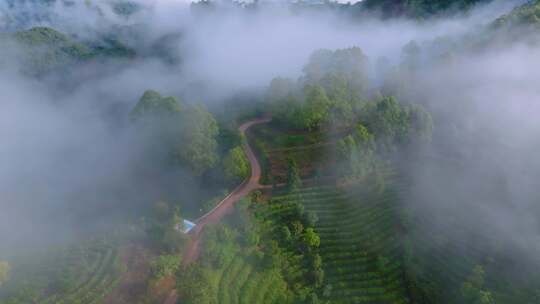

{"left": 250, "top": 190, "right": 263, "bottom": 204}
{"left": 305, "top": 211, "right": 319, "bottom": 227}
{"left": 336, "top": 123, "right": 376, "bottom": 179}
{"left": 281, "top": 226, "right": 292, "bottom": 242}
{"left": 286, "top": 159, "right": 302, "bottom": 191}
{"left": 408, "top": 104, "right": 433, "bottom": 141}
{"left": 361, "top": 0, "right": 487, "bottom": 18}
{"left": 0, "top": 261, "right": 10, "bottom": 286}
{"left": 302, "top": 228, "right": 321, "bottom": 248}
{"left": 303, "top": 47, "right": 368, "bottom": 94}
{"left": 377, "top": 256, "right": 391, "bottom": 273}
{"left": 337, "top": 135, "right": 357, "bottom": 159}
{"left": 244, "top": 229, "right": 260, "bottom": 247}
{"left": 175, "top": 105, "right": 219, "bottom": 175}
{"left": 354, "top": 123, "right": 374, "bottom": 146}
{"left": 12, "top": 27, "right": 94, "bottom": 75}
{"left": 291, "top": 221, "right": 305, "bottom": 237}
{"left": 302, "top": 85, "right": 332, "bottom": 130}
{"left": 323, "top": 284, "right": 333, "bottom": 298}
{"left": 177, "top": 264, "right": 217, "bottom": 304}
{"left": 311, "top": 268, "right": 325, "bottom": 287}
{"left": 223, "top": 146, "right": 250, "bottom": 183}
{"left": 150, "top": 255, "right": 182, "bottom": 279}
{"left": 131, "top": 90, "right": 219, "bottom": 175}
{"left": 311, "top": 254, "right": 322, "bottom": 270}
{"left": 148, "top": 201, "right": 185, "bottom": 252}
{"left": 461, "top": 265, "right": 495, "bottom": 304}
{"left": 292, "top": 202, "right": 305, "bottom": 218}
{"left": 363, "top": 96, "right": 411, "bottom": 148}
{"left": 308, "top": 292, "right": 320, "bottom": 304}
{"left": 270, "top": 47, "right": 369, "bottom": 130}
{"left": 130, "top": 90, "right": 181, "bottom": 121}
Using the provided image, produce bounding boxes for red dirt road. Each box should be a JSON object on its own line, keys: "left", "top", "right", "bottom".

{"left": 165, "top": 118, "right": 270, "bottom": 304}
{"left": 182, "top": 117, "right": 271, "bottom": 265}
{"left": 163, "top": 290, "right": 178, "bottom": 304}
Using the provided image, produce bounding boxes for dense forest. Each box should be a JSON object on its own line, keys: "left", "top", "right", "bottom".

{"left": 1, "top": 0, "right": 540, "bottom": 304}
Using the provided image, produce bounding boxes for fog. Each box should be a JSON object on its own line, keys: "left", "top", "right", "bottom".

{"left": 0, "top": 0, "right": 538, "bottom": 280}
{"left": 401, "top": 41, "right": 540, "bottom": 263}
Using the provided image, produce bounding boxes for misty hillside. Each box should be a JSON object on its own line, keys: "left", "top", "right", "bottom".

{"left": 1, "top": 1, "right": 540, "bottom": 304}
{"left": 360, "top": 0, "right": 490, "bottom": 18}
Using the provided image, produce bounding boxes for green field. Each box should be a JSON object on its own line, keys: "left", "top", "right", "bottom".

{"left": 0, "top": 238, "right": 123, "bottom": 304}
{"left": 248, "top": 123, "right": 336, "bottom": 184}
{"left": 191, "top": 212, "right": 292, "bottom": 304}
{"left": 215, "top": 254, "right": 288, "bottom": 304}
{"left": 267, "top": 181, "right": 410, "bottom": 304}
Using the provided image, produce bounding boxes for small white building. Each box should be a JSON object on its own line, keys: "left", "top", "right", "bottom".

{"left": 176, "top": 219, "right": 197, "bottom": 234}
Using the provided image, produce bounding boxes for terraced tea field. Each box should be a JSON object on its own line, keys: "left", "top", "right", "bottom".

{"left": 42, "top": 239, "right": 122, "bottom": 304}
{"left": 270, "top": 183, "right": 410, "bottom": 304}
{"left": 1, "top": 238, "right": 122, "bottom": 304}
{"left": 247, "top": 124, "right": 334, "bottom": 183}
{"left": 214, "top": 254, "right": 288, "bottom": 304}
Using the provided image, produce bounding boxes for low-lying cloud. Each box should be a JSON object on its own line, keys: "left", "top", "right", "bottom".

{"left": 0, "top": 0, "right": 538, "bottom": 271}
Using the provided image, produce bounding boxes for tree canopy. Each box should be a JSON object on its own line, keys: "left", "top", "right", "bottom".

{"left": 360, "top": 0, "right": 489, "bottom": 18}
{"left": 461, "top": 266, "right": 495, "bottom": 304}
{"left": 131, "top": 90, "right": 219, "bottom": 175}
{"left": 7, "top": 26, "right": 134, "bottom": 75}
{"left": 223, "top": 146, "right": 250, "bottom": 183}
{"left": 286, "top": 159, "right": 302, "bottom": 191}
{"left": 130, "top": 90, "right": 182, "bottom": 121}
{"left": 270, "top": 47, "right": 370, "bottom": 131}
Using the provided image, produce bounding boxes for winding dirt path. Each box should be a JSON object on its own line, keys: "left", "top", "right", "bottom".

{"left": 183, "top": 118, "right": 271, "bottom": 264}
{"left": 165, "top": 117, "right": 270, "bottom": 304}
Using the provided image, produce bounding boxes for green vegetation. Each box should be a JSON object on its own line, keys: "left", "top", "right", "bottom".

{"left": 461, "top": 266, "right": 494, "bottom": 304}
{"left": 269, "top": 47, "right": 369, "bottom": 131}
{"left": 145, "top": 201, "right": 187, "bottom": 253}
{"left": 131, "top": 90, "right": 220, "bottom": 176}
{"left": 247, "top": 123, "right": 330, "bottom": 184}
{"left": 112, "top": 1, "right": 141, "bottom": 16}
{"left": 268, "top": 47, "right": 431, "bottom": 142}
{"left": 4, "top": 2, "right": 540, "bottom": 304}
{"left": 177, "top": 200, "right": 292, "bottom": 304}
{"left": 262, "top": 47, "right": 432, "bottom": 186}
{"left": 492, "top": 0, "right": 540, "bottom": 29}
{"left": 266, "top": 181, "right": 410, "bottom": 304}
{"left": 6, "top": 26, "right": 135, "bottom": 75}
{"left": 361, "top": 96, "right": 433, "bottom": 149}
{"left": 360, "top": 0, "right": 490, "bottom": 18}
{"left": 12, "top": 27, "right": 93, "bottom": 75}
{"left": 286, "top": 159, "right": 303, "bottom": 191}
{"left": 150, "top": 255, "right": 182, "bottom": 280}
{"left": 253, "top": 189, "right": 324, "bottom": 302}
{"left": 223, "top": 146, "right": 250, "bottom": 183}
{"left": 130, "top": 90, "right": 182, "bottom": 119}
{"left": 0, "top": 239, "right": 123, "bottom": 304}
{"left": 201, "top": 45, "right": 434, "bottom": 304}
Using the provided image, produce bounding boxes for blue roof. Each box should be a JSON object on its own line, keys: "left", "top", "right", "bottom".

{"left": 182, "top": 219, "right": 196, "bottom": 233}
